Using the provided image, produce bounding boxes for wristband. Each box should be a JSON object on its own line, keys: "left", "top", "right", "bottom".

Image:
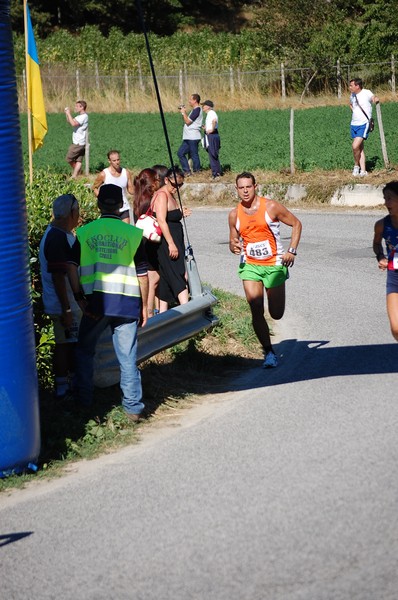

{"left": 64, "top": 308, "right": 72, "bottom": 313}
{"left": 288, "top": 247, "right": 297, "bottom": 255}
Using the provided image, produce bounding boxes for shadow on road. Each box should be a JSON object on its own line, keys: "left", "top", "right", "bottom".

{"left": 0, "top": 532, "right": 33, "bottom": 547}
{"left": 231, "top": 339, "right": 398, "bottom": 390}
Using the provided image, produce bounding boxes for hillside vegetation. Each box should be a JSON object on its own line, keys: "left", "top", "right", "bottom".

{"left": 11, "top": 1, "right": 398, "bottom": 89}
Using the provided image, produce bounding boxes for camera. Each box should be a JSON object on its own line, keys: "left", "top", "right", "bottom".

{"left": 178, "top": 104, "right": 185, "bottom": 110}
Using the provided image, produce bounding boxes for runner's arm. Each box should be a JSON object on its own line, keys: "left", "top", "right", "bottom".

{"left": 228, "top": 208, "right": 242, "bottom": 255}
{"left": 269, "top": 200, "right": 302, "bottom": 266}
{"left": 373, "top": 218, "right": 388, "bottom": 270}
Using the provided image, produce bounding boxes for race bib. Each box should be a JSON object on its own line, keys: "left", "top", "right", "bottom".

{"left": 246, "top": 240, "right": 273, "bottom": 260}
{"left": 393, "top": 253, "right": 398, "bottom": 270}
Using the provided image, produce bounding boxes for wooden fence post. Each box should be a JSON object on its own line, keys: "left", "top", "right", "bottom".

{"left": 179, "top": 68, "right": 183, "bottom": 104}
{"left": 85, "top": 129, "right": 90, "bottom": 176}
{"left": 95, "top": 61, "right": 100, "bottom": 91}
{"left": 337, "top": 59, "right": 342, "bottom": 99}
{"left": 290, "top": 108, "right": 295, "bottom": 174}
{"left": 125, "top": 69, "right": 130, "bottom": 111}
{"left": 281, "top": 62, "right": 286, "bottom": 100}
{"left": 138, "top": 61, "right": 145, "bottom": 92}
{"left": 76, "top": 69, "right": 80, "bottom": 98}
{"left": 229, "top": 66, "right": 234, "bottom": 95}
{"left": 376, "top": 103, "right": 389, "bottom": 168}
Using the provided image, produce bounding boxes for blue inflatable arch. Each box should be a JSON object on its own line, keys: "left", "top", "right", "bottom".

{"left": 0, "top": 0, "right": 40, "bottom": 475}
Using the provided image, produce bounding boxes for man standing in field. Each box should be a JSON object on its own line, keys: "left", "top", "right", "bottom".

{"left": 92, "top": 150, "right": 134, "bottom": 223}
{"left": 349, "top": 78, "right": 379, "bottom": 177}
{"left": 229, "top": 172, "right": 302, "bottom": 368}
{"left": 177, "top": 93, "right": 203, "bottom": 176}
{"left": 65, "top": 100, "right": 88, "bottom": 179}
{"left": 202, "top": 99, "right": 221, "bottom": 179}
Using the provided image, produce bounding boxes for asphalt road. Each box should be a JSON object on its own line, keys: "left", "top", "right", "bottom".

{"left": 1, "top": 208, "right": 398, "bottom": 600}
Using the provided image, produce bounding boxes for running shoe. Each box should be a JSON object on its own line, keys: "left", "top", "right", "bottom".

{"left": 263, "top": 351, "right": 278, "bottom": 368}
{"left": 352, "top": 166, "right": 360, "bottom": 176}
{"left": 359, "top": 170, "right": 368, "bottom": 177}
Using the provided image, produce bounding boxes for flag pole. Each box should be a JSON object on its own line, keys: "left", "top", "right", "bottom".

{"left": 23, "top": 0, "right": 33, "bottom": 184}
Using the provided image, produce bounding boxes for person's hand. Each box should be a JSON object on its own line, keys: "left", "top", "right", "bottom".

{"left": 282, "top": 251, "right": 295, "bottom": 267}
{"left": 61, "top": 309, "right": 73, "bottom": 329}
{"left": 182, "top": 206, "right": 191, "bottom": 217}
{"left": 230, "top": 237, "right": 242, "bottom": 255}
{"left": 378, "top": 257, "right": 388, "bottom": 270}
{"left": 168, "top": 241, "right": 179, "bottom": 259}
{"left": 140, "top": 306, "right": 148, "bottom": 328}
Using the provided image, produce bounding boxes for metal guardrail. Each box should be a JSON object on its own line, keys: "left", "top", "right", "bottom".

{"left": 93, "top": 255, "right": 219, "bottom": 387}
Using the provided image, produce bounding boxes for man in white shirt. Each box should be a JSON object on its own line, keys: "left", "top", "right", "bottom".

{"left": 349, "top": 78, "right": 379, "bottom": 177}
{"left": 202, "top": 99, "right": 222, "bottom": 179}
{"left": 65, "top": 100, "right": 88, "bottom": 179}
{"left": 177, "top": 93, "right": 203, "bottom": 176}
{"left": 92, "top": 150, "right": 134, "bottom": 222}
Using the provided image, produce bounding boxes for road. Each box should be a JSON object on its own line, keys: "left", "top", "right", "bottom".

{"left": 1, "top": 208, "right": 398, "bottom": 600}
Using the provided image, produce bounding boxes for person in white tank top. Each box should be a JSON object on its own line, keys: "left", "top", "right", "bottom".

{"left": 92, "top": 150, "right": 133, "bottom": 222}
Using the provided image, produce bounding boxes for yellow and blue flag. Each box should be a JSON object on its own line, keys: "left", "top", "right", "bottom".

{"left": 26, "top": 4, "right": 47, "bottom": 151}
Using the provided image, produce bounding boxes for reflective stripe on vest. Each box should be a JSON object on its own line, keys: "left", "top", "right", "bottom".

{"left": 80, "top": 263, "right": 140, "bottom": 296}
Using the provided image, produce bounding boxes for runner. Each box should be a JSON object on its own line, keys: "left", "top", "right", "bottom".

{"left": 228, "top": 172, "right": 302, "bottom": 367}
{"left": 373, "top": 181, "right": 398, "bottom": 341}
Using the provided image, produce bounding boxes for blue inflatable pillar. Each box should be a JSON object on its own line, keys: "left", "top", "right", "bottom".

{"left": 0, "top": 0, "right": 40, "bottom": 475}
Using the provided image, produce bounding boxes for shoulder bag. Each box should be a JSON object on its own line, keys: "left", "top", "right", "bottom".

{"left": 136, "top": 198, "right": 162, "bottom": 243}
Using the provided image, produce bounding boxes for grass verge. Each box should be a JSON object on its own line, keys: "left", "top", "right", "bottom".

{"left": 0, "top": 286, "right": 262, "bottom": 493}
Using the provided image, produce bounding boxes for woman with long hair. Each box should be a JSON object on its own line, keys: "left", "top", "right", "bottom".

{"left": 133, "top": 168, "right": 161, "bottom": 317}
{"left": 152, "top": 167, "right": 191, "bottom": 312}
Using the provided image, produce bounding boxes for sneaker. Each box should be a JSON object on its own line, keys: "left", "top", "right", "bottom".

{"left": 263, "top": 351, "right": 278, "bottom": 368}
{"left": 352, "top": 166, "right": 360, "bottom": 176}
{"left": 359, "top": 170, "right": 368, "bottom": 177}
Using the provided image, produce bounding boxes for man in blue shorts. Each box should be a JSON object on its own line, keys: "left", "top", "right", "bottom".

{"left": 228, "top": 172, "right": 302, "bottom": 368}
{"left": 349, "top": 78, "right": 379, "bottom": 177}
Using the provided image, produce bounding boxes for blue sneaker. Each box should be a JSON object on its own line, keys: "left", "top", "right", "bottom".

{"left": 263, "top": 351, "right": 278, "bottom": 368}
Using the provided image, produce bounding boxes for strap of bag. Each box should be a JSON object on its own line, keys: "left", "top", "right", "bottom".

{"left": 355, "top": 94, "right": 370, "bottom": 121}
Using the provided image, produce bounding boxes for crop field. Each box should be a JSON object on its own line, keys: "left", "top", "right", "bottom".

{"left": 20, "top": 103, "right": 398, "bottom": 175}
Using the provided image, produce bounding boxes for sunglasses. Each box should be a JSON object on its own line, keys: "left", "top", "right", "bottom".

{"left": 170, "top": 180, "right": 184, "bottom": 188}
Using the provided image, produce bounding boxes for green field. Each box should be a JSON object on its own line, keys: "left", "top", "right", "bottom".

{"left": 20, "top": 103, "right": 398, "bottom": 175}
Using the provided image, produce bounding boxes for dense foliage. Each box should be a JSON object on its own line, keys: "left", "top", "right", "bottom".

{"left": 11, "top": 1, "right": 398, "bottom": 77}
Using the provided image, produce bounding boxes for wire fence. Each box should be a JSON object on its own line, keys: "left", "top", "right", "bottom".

{"left": 18, "top": 57, "right": 397, "bottom": 111}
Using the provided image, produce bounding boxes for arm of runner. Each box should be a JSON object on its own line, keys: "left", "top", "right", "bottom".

{"left": 268, "top": 200, "right": 302, "bottom": 266}
{"left": 228, "top": 208, "right": 242, "bottom": 255}
{"left": 373, "top": 218, "right": 388, "bottom": 270}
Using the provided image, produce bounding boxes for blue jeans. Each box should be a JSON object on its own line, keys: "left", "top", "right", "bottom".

{"left": 177, "top": 139, "right": 201, "bottom": 173}
{"left": 75, "top": 315, "right": 144, "bottom": 415}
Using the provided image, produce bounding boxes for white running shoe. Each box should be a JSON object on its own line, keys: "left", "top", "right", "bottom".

{"left": 352, "top": 166, "right": 360, "bottom": 176}
{"left": 359, "top": 170, "right": 368, "bottom": 177}
{"left": 263, "top": 351, "right": 278, "bottom": 368}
